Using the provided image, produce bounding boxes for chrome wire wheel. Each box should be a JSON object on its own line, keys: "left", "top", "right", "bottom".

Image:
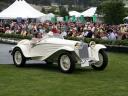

{"left": 13, "top": 48, "right": 26, "bottom": 67}
{"left": 58, "top": 53, "right": 75, "bottom": 73}
{"left": 60, "top": 55, "right": 71, "bottom": 71}
{"left": 14, "top": 51, "right": 22, "bottom": 65}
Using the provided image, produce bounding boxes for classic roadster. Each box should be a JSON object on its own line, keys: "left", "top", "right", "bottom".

{"left": 10, "top": 33, "right": 108, "bottom": 73}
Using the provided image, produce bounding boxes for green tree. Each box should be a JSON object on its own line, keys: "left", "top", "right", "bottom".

{"left": 47, "top": 6, "right": 56, "bottom": 13}
{"left": 41, "top": 7, "right": 46, "bottom": 13}
{"left": 125, "top": 7, "right": 128, "bottom": 16}
{"left": 59, "top": 6, "right": 68, "bottom": 17}
{"left": 98, "top": 0, "right": 127, "bottom": 24}
{"left": 0, "top": 2, "right": 8, "bottom": 11}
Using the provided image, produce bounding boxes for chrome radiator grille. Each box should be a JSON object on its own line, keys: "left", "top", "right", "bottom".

{"left": 78, "top": 44, "right": 89, "bottom": 59}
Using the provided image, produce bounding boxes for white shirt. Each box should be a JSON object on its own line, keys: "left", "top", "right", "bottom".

{"left": 108, "top": 32, "right": 117, "bottom": 40}
{"left": 61, "top": 31, "right": 67, "bottom": 37}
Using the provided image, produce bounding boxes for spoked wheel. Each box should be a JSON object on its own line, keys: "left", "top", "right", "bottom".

{"left": 91, "top": 49, "right": 108, "bottom": 70}
{"left": 12, "top": 48, "right": 26, "bottom": 67}
{"left": 58, "top": 53, "right": 75, "bottom": 73}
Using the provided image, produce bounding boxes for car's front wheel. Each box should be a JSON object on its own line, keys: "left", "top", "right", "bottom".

{"left": 91, "top": 49, "right": 108, "bottom": 70}
{"left": 58, "top": 53, "right": 75, "bottom": 73}
{"left": 12, "top": 48, "right": 26, "bottom": 67}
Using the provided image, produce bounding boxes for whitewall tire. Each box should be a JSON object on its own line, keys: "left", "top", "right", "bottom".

{"left": 12, "top": 48, "right": 26, "bottom": 67}
{"left": 58, "top": 53, "right": 75, "bottom": 73}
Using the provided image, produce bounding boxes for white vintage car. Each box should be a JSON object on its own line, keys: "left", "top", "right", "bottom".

{"left": 10, "top": 33, "right": 108, "bottom": 73}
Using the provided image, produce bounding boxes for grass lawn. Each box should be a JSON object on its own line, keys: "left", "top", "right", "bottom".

{"left": 0, "top": 52, "right": 128, "bottom": 96}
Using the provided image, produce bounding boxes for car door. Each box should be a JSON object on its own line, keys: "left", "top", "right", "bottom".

{"left": 30, "top": 38, "right": 62, "bottom": 59}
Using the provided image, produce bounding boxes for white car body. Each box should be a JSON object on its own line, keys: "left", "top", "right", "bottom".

{"left": 11, "top": 34, "right": 108, "bottom": 73}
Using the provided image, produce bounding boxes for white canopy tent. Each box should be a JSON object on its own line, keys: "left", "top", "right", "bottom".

{"left": 45, "top": 13, "right": 55, "bottom": 20}
{"left": 81, "top": 7, "right": 97, "bottom": 17}
{"left": 46, "top": 13, "right": 55, "bottom": 17}
{"left": 0, "top": 0, "right": 45, "bottom": 19}
{"left": 39, "top": 13, "right": 55, "bottom": 22}
{"left": 69, "top": 11, "right": 81, "bottom": 17}
{"left": 124, "top": 16, "right": 128, "bottom": 19}
{"left": 69, "top": 7, "right": 97, "bottom": 17}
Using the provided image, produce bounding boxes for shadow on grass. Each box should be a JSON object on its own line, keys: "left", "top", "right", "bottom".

{"left": 10, "top": 63, "right": 97, "bottom": 74}
{"left": 23, "top": 63, "right": 60, "bottom": 73}
{"left": 74, "top": 67, "right": 97, "bottom": 74}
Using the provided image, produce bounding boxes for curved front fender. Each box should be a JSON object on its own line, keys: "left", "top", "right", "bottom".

{"left": 95, "top": 44, "right": 106, "bottom": 51}
{"left": 58, "top": 46, "right": 74, "bottom": 52}
{"left": 88, "top": 44, "right": 106, "bottom": 61}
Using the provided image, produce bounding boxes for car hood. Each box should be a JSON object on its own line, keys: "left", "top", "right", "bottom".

{"left": 41, "top": 38, "right": 79, "bottom": 46}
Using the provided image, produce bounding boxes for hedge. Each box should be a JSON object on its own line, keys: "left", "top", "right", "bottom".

{"left": 0, "top": 33, "right": 32, "bottom": 40}
{"left": 66, "top": 37, "right": 128, "bottom": 46}
{"left": 0, "top": 33, "right": 128, "bottom": 46}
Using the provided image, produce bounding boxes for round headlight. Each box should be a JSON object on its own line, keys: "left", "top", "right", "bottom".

{"left": 89, "top": 41, "right": 96, "bottom": 47}
{"left": 75, "top": 43, "right": 81, "bottom": 49}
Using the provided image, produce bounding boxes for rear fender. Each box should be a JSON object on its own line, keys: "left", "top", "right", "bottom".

{"left": 88, "top": 44, "right": 106, "bottom": 61}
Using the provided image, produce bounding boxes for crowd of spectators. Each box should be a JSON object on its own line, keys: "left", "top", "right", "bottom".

{"left": 0, "top": 20, "right": 128, "bottom": 40}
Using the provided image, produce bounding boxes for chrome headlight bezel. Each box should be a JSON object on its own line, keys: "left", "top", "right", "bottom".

{"left": 75, "top": 42, "right": 83, "bottom": 49}
{"left": 89, "top": 41, "right": 96, "bottom": 48}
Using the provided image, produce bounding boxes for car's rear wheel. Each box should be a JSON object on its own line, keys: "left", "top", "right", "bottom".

{"left": 91, "top": 49, "right": 108, "bottom": 70}
{"left": 58, "top": 53, "right": 75, "bottom": 73}
{"left": 12, "top": 48, "right": 26, "bottom": 67}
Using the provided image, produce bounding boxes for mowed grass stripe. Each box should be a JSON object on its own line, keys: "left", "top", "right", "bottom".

{"left": 0, "top": 52, "right": 128, "bottom": 96}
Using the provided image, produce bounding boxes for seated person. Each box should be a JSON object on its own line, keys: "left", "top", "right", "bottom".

{"left": 31, "top": 32, "right": 42, "bottom": 44}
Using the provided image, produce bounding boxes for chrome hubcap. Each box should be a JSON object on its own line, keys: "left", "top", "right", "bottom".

{"left": 14, "top": 51, "right": 22, "bottom": 65}
{"left": 60, "top": 55, "right": 71, "bottom": 71}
